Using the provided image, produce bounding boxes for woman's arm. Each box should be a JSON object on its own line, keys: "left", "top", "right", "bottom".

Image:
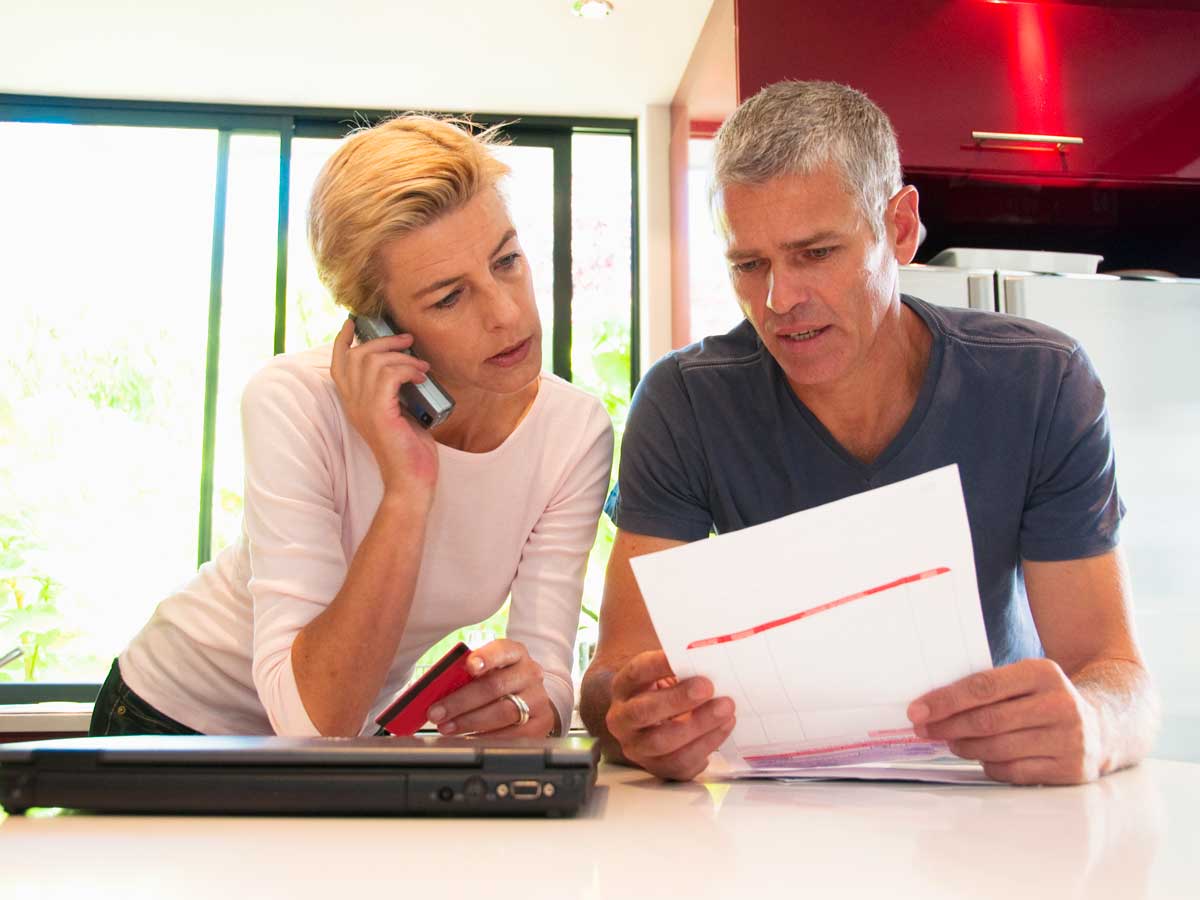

{"left": 291, "top": 320, "right": 441, "bottom": 734}
{"left": 501, "top": 400, "right": 615, "bottom": 731}
{"left": 427, "top": 399, "right": 614, "bottom": 738}
{"left": 288, "top": 493, "right": 430, "bottom": 735}
{"left": 245, "top": 321, "right": 439, "bottom": 736}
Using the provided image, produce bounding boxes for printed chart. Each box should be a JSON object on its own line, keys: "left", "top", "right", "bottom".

{"left": 685, "top": 565, "right": 975, "bottom": 765}
{"left": 631, "top": 465, "right": 996, "bottom": 774}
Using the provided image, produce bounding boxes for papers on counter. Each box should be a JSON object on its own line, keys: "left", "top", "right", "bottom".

{"left": 632, "top": 465, "right": 995, "bottom": 781}
{"left": 703, "top": 754, "right": 997, "bottom": 785}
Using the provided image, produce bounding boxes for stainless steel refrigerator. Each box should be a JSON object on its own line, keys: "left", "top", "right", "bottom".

{"left": 999, "top": 272, "right": 1200, "bottom": 763}
{"left": 902, "top": 264, "right": 1200, "bottom": 762}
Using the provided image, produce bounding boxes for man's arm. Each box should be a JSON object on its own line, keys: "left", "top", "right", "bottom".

{"left": 909, "top": 547, "right": 1159, "bottom": 784}
{"left": 579, "top": 529, "right": 737, "bottom": 779}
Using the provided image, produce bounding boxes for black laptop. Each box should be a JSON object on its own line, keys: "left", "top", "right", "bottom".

{"left": 0, "top": 734, "right": 599, "bottom": 817}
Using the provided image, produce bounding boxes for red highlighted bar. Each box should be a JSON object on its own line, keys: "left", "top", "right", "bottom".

{"left": 744, "top": 733, "right": 932, "bottom": 764}
{"left": 685, "top": 567, "right": 951, "bottom": 650}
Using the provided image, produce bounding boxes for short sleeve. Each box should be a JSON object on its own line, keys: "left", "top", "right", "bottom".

{"left": 1020, "top": 345, "right": 1125, "bottom": 561}
{"left": 609, "top": 356, "right": 713, "bottom": 541}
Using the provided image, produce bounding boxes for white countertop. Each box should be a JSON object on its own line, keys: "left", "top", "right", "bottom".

{"left": 1, "top": 758, "right": 1196, "bottom": 898}
{"left": 0, "top": 703, "right": 92, "bottom": 733}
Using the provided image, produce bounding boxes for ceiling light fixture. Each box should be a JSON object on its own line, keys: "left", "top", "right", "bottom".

{"left": 572, "top": 0, "right": 613, "bottom": 18}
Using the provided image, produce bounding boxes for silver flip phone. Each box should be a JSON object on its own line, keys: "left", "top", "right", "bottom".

{"left": 350, "top": 314, "right": 455, "bottom": 429}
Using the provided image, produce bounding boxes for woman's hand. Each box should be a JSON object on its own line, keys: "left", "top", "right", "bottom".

{"left": 427, "top": 639, "right": 557, "bottom": 737}
{"left": 330, "top": 318, "right": 439, "bottom": 502}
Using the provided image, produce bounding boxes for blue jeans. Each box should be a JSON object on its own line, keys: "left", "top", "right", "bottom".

{"left": 88, "top": 659, "right": 202, "bottom": 736}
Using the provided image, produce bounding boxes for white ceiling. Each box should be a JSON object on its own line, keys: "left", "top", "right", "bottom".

{"left": 0, "top": 0, "right": 715, "bottom": 119}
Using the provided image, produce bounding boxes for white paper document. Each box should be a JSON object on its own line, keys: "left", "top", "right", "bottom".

{"left": 631, "top": 465, "right": 994, "bottom": 779}
{"left": 703, "top": 754, "right": 996, "bottom": 785}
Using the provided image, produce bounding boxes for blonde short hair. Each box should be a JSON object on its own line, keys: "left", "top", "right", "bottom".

{"left": 307, "top": 115, "right": 511, "bottom": 315}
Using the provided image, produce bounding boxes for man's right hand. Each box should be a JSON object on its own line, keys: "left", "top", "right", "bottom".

{"left": 605, "top": 650, "right": 736, "bottom": 781}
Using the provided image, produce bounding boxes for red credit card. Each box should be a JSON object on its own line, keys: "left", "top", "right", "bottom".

{"left": 375, "top": 642, "right": 473, "bottom": 736}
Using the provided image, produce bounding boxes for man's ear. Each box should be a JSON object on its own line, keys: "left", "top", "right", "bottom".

{"left": 887, "top": 185, "right": 921, "bottom": 265}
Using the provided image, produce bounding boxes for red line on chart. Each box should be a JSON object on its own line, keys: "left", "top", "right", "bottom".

{"left": 685, "top": 567, "right": 951, "bottom": 649}
{"left": 744, "top": 733, "right": 934, "bottom": 764}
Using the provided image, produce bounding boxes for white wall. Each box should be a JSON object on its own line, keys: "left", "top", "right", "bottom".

{"left": 0, "top": 1, "right": 713, "bottom": 118}
{"left": 636, "top": 104, "right": 674, "bottom": 375}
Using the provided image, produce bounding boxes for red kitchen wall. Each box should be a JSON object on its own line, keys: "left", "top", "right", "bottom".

{"left": 735, "top": 0, "right": 1200, "bottom": 184}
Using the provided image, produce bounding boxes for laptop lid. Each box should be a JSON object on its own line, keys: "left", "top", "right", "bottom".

{"left": 0, "top": 734, "right": 599, "bottom": 817}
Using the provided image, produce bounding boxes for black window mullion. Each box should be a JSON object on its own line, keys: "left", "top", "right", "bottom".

{"left": 550, "top": 133, "right": 573, "bottom": 382}
{"left": 197, "top": 130, "right": 232, "bottom": 568}
{"left": 629, "top": 124, "right": 641, "bottom": 390}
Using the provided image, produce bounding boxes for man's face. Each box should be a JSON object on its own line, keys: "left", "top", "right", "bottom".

{"left": 718, "top": 164, "right": 914, "bottom": 395}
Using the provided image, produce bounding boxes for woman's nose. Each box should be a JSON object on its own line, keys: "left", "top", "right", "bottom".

{"left": 484, "top": 283, "right": 523, "bottom": 330}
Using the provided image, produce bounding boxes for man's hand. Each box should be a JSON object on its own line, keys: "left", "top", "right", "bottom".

{"left": 908, "top": 658, "right": 1106, "bottom": 785}
{"left": 605, "top": 650, "right": 736, "bottom": 781}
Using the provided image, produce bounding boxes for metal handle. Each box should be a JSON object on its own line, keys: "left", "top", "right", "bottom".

{"left": 972, "top": 131, "right": 1084, "bottom": 151}
{"left": 0, "top": 647, "right": 23, "bottom": 669}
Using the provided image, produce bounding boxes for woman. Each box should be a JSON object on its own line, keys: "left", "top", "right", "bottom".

{"left": 89, "top": 116, "right": 613, "bottom": 738}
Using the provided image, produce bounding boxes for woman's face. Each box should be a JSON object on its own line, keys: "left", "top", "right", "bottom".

{"left": 375, "top": 187, "right": 542, "bottom": 398}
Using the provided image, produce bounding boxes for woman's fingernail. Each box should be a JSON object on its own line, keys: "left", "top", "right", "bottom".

{"left": 440, "top": 721, "right": 457, "bottom": 734}
{"left": 469, "top": 657, "right": 485, "bottom": 674}
{"left": 688, "top": 680, "right": 710, "bottom": 700}
{"left": 428, "top": 705, "right": 446, "bottom": 723}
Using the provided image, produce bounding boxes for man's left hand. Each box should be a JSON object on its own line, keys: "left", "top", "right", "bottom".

{"left": 907, "top": 658, "right": 1106, "bottom": 785}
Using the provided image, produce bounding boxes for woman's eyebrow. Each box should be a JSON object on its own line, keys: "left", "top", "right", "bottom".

{"left": 415, "top": 274, "right": 463, "bottom": 299}
{"left": 489, "top": 228, "right": 517, "bottom": 258}
{"left": 414, "top": 229, "right": 519, "bottom": 298}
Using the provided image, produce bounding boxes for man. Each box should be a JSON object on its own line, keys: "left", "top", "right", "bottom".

{"left": 579, "top": 81, "right": 1158, "bottom": 785}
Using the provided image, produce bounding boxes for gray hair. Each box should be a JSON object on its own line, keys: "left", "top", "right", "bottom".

{"left": 711, "top": 80, "right": 902, "bottom": 238}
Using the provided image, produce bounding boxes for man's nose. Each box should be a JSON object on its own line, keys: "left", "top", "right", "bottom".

{"left": 765, "top": 268, "right": 808, "bottom": 315}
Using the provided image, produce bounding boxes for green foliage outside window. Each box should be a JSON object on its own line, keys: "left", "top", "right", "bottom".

{"left": 0, "top": 514, "right": 68, "bottom": 682}
{"left": 0, "top": 120, "right": 634, "bottom": 693}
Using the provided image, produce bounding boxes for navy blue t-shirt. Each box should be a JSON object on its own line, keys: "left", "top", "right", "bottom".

{"left": 609, "top": 295, "right": 1125, "bottom": 666}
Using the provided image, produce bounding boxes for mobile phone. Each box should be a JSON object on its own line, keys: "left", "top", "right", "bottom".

{"left": 374, "top": 642, "right": 474, "bottom": 736}
{"left": 350, "top": 313, "right": 455, "bottom": 429}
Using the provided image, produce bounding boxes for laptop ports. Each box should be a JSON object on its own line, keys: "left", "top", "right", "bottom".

{"left": 510, "top": 780, "right": 542, "bottom": 800}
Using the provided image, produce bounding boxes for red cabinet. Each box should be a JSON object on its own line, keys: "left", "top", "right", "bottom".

{"left": 736, "top": 0, "right": 1200, "bottom": 184}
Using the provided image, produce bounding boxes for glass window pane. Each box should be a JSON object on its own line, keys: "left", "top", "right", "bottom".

{"left": 688, "top": 138, "right": 742, "bottom": 343}
{"left": 285, "top": 137, "right": 343, "bottom": 353}
{"left": 493, "top": 144, "right": 555, "bottom": 373}
{"left": 0, "top": 122, "right": 218, "bottom": 682}
{"left": 210, "top": 133, "right": 282, "bottom": 557}
{"left": 570, "top": 131, "right": 634, "bottom": 679}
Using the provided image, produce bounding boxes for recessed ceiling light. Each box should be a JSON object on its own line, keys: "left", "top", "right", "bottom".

{"left": 572, "top": 0, "right": 613, "bottom": 18}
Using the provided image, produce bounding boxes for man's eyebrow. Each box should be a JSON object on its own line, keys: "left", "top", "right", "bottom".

{"left": 725, "top": 230, "right": 841, "bottom": 261}
{"left": 414, "top": 229, "right": 518, "bottom": 298}
{"left": 780, "top": 230, "right": 839, "bottom": 251}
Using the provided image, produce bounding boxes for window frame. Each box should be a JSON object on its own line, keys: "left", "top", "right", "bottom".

{"left": 0, "top": 93, "right": 640, "bottom": 704}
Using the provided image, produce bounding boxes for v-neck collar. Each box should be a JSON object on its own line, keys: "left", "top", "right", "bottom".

{"left": 769, "top": 294, "right": 945, "bottom": 480}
